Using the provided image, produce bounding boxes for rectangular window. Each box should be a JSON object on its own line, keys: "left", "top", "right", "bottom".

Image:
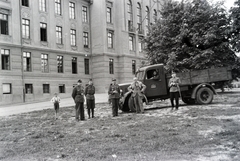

{"left": 55, "top": 0, "right": 61, "bottom": 15}
{"left": 40, "top": 23, "right": 47, "bottom": 41}
{"left": 70, "top": 29, "right": 76, "bottom": 46}
{"left": 107, "top": 7, "right": 112, "bottom": 23}
{"left": 22, "top": 0, "right": 29, "bottom": 7}
{"left": 84, "top": 58, "right": 89, "bottom": 74}
{"left": 129, "top": 35, "right": 134, "bottom": 51}
{"left": 43, "top": 84, "right": 50, "bottom": 93}
{"left": 57, "top": 55, "right": 63, "bottom": 73}
{"left": 109, "top": 58, "right": 114, "bottom": 74}
{"left": 1, "top": 49, "right": 10, "bottom": 70}
{"left": 132, "top": 60, "right": 136, "bottom": 74}
{"left": 83, "top": 32, "right": 89, "bottom": 48}
{"left": 22, "top": 19, "right": 30, "bottom": 39}
{"left": 39, "top": 0, "right": 46, "bottom": 12}
{"left": 25, "top": 84, "right": 33, "bottom": 94}
{"left": 82, "top": 6, "right": 87, "bottom": 22}
{"left": 0, "top": 13, "right": 8, "bottom": 35}
{"left": 72, "top": 57, "right": 77, "bottom": 74}
{"left": 59, "top": 84, "right": 65, "bottom": 93}
{"left": 3, "top": 83, "right": 11, "bottom": 94}
{"left": 69, "top": 2, "right": 75, "bottom": 19}
{"left": 139, "top": 37, "right": 143, "bottom": 52}
{"left": 107, "top": 31, "right": 113, "bottom": 48}
{"left": 23, "top": 51, "right": 31, "bottom": 72}
{"left": 56, "top": 26, "right": 62, "bottom": 44}
{"left": 41, "top": 54, "right": 48, "bottom": 72}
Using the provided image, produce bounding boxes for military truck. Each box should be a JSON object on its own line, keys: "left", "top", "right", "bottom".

{"left": 119, "top": 64, "right": 232, "bottom": 112}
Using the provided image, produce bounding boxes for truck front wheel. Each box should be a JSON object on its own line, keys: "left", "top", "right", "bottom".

{"left": 182, "top": 97, "right": 195, "bottom": 105}
{"left": 196, "top": 87, "right": 213, "bottom": 104}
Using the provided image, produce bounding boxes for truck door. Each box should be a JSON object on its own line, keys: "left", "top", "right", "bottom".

{"left": 143, "top": 67, "right": 168, "bottom": 97}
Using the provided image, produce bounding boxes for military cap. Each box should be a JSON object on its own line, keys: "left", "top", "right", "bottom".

{"left": 77, "top": 79, "right": 82, "bottom": 83}
{"left": 112, "top": 78, "right": 116, "bottom": 81}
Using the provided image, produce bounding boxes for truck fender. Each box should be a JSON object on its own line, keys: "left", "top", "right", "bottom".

{"left": 120, "top": 91, "right": 149, "bottom": 112}
{"left": 120, "top": 91, "right": 132, "bottom": 111}
{"left": 191, "top": 83, "right": 217, "bottom": 99}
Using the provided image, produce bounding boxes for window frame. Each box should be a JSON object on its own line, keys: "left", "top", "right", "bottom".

{"left": 2, "top": 83, "right": 12, "bottom": 94}
{"left": 129, "top": 35, "right": 134, "bottom": 51}
{"left": 41, "top": 53, "right": 49, "bottom": 73}
{"left": 107, "top": 30, "right": 114, "bottom": 48}
{"left": 84, "top": 58, "right": 89, "bottom": 75}
{"left": 39, "top": 0, "right": 46, "bottom": 12}
{"left": 56, "top": 26, "right": 62, "bottom": 44}
{"left": 23, "top": 51, "right": 31, "bottom": 72}
{"left": 109, "top": 58, "right": 114, "bottom": 74}
{"left": 0, "top": 13, "right": 8, "bottom": 35}
{"left": 132, "top": 60, "right": 136, "bottom": 75}
{"left": 1, "top": 49, "right": 10, "bottom": 70}
{"left": 25, "top": 84, "right": 33, "bottom": 94}
{"left": 82, "top": 6, "right": 88, "bottom": 23}
{"left": 59, "top": 84, "right": 65, "bottom": 93}
{"left": 22, "top": 0, "right": 29, "bottom": 7}
{"left": 72, "top": 57, "right": 77, "bottom": 74}
{"left": 106, "top": 7, "right": 112, "bottom": 23}
{"left": 55, "top": 0, "right": 61, "bottom": 15}
{"left": 40, "top": 22, "right": 47, "bottom": 42}
{"left": 70, "top": 29, "right": 76, "bottom": 46}
{"left": 83, "top": 32, "right": 89, "bottom": 48}
{"left": 43, "top": 84, "right": 50, "bottom": 93}
{"left": 69, "top": 2, "right": 75, "bottom": 19}
{"left": 137, "top": 3, "right": 142, "bottom": 32}
{"left": 57, "top": 55, "right": 63, "bottom": 73}
{"left": 22, "top": 19, "right": 30, "bottom": 39}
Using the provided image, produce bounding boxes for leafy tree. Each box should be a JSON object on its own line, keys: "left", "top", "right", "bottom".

{"left": 144, "top": 0, "right": 240, "bottom": 80}
{"left": 229, "top": 0, "right": 240, "bottom": 52}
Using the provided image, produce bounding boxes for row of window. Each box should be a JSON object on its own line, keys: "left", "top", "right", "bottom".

{"left": 1, "top": 49, "right": 137, "bottom": 75}
{"left": 127, "top": 0, "right": 158, "bottom": 33}
{"left": 1, "top": 49, "right": 90, "bottom": 74}
{"left": 22, "top": 0, "right": 88, "bottom": 22}
{"left": 2, "top": 83, "right": 66, "bottom": 94}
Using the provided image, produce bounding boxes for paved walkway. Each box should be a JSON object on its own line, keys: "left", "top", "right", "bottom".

{"left": 0, "top": 93, "right": 108, "bottom": 117}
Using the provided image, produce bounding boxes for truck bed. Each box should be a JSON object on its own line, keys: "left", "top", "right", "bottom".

{"left": 177, "top": 67, "right": 232, "bottom": 85}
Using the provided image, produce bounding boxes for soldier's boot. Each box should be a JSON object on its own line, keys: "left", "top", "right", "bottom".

{"left": 88, "top": 108, "right": 91, "bottom": 119}
{"left": 92, "top": 109, "right": 94, "bottom": 118}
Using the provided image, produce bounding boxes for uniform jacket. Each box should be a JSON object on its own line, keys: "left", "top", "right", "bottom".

{"left": 108, "top": 83, "right": 121, "bottom": 99}
{"left": 128, "top": 81, "right": 146, "bottom": 97}
{"left": 169, "top": 77, "right": 181, "bottom": 92}
{"left": 85, "top": 84, "right": 95, "bottom": 100}
{"left": 72, "top": 85, "right": 85, "bottom": 103}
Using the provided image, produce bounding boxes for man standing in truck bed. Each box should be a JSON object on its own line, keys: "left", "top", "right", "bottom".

{"left": 169, "top": 71, "right": 181, "bottom": 110}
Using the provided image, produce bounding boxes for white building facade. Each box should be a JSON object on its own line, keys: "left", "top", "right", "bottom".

{"left": 0, "top": 0, "right": 163, "bottom": 105}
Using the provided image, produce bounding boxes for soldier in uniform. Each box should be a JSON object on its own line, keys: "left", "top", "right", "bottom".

{"left": 85, "top": 79, "right": 95, "bottom": 119}
{"left": 128, "top": 77, "right": 146, "bottom": 113}
{"left": 72, "top": 79, "right": 85, "bottom": 121}
{"left": 108, "top": 78, "right": 121, "bottom": 117}
{"left": 169, "top": 71, "right": 181, "bottom": 110}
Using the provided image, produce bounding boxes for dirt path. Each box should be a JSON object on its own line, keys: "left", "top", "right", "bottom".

{"left": 0, "top": 91, "right": 240, "bottom": 161}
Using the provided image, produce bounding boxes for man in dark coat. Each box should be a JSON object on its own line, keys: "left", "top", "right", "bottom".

{"left": 169, "top": 71, "right": 181, "bottom": 110}
{"left": 72, "top": 79, "right": 85, "bottom": 121}
{"left": 108, "top": 78, "right": 120, "bottom": 117}
{"left": 85, "top": 79, "right": 95, "bottom": 119}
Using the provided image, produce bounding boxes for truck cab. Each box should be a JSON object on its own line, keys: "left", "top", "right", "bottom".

{"left": 136, "top": 64, "right": 169, "bottom": 101}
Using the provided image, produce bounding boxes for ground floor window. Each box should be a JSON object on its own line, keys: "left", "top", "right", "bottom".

{"left": 25, "top": 84, "right": 33, "bottom": 94}
{"left": 2, "top": 83, "right": 11, "bottom": 94}
{"left": 43, "top": 84, "right": 50, "bottom": 93}
{"left": 59, "top": 84, "right": 65, "bottom": 93}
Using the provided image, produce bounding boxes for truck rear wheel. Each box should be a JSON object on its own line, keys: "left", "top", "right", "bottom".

{"left": 196, "top": 87, "right": 213, "bottom": 104}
